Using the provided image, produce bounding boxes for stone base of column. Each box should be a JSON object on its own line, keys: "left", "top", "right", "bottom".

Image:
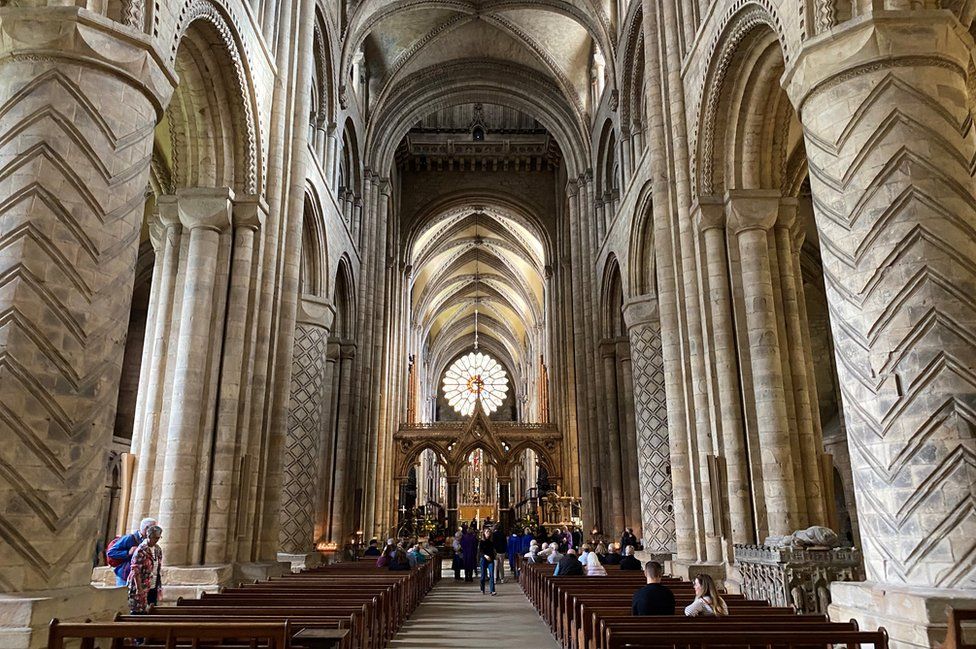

{"left": 0, "top": 585, "right": 127, "bottom": 649}
{"left": 668, "top": 559, "right": 726, "bottom": 587}
{"left": 829, "top": 581, "right": 976, "bottom": 649}
{"left": 160, "top": 561, "right": 290, "bottom": 600}
{"left": 277, "top": 551, "right": 324, "bottom": 573}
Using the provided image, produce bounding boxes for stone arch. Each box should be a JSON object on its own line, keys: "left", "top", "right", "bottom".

{"left": 628, "top": 181, "right": 655, "bottom": 297}
{"left": 332, "top": 256, "right": 356, "bottom": 339}
{"left": 595, "top": 118, "right": 618, "bottom": 200}
{"left": 164, "top": 2, "right": 260, "bottom": 193}
{"left": 693, "top": 5, "right": 791, "bottom": 197}
{"left": 366, "top": 59, "right": 588, "bottom": 179}
{"left": 339, "top": 117, "right": 363, "bottom": 196}
{"left": 600, "top": 254, "right": 625, "bottom": 338}
{"left": 299, "top": 190, "right": 328, "bottom": 298}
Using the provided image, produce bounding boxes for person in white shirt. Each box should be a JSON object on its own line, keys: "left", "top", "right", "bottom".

{"left": 547, "top": 544, "right": 564, "bottom": 564}
{"left": 684, "top": 573, "right": 728, "bottom": 616}
{"left": 585, "top": 551, "right": 607, "bottom": 576}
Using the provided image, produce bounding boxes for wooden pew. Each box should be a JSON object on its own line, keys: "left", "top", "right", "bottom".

{"left": 47, "top": 619, "right": 290, "bottom": 649}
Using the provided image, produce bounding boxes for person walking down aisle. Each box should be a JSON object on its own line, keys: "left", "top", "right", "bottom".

{"left": 479, "top": 528, "right": 497, "bottom": 595}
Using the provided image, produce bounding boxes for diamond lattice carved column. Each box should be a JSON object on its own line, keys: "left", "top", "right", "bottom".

{"left": 278, "top": 295, "right": 334, "bottom": 566}
{"left": 784, "top": 13, "right": 976, "bottom": 646}
{"left": 622, "top": 295, "right": 675, "bottom": 556}
{"left": 0, "top": 6, "right": 174, "bottom": 643}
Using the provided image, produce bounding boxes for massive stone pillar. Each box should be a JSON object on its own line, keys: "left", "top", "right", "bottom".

{"left": 694, "top": 199, "right": 753, "bottom": 547}
{"left": 726, "top": 190, "right": 798, "bottom": 537}
{"left": 156, "top": 188, "right": 234, "bottom": 567}
{"left": 784, "top": 14, "right": 976, "bottom": 647}
{"left": 278, "top": 296, "right": 334, "bottom": 568}
{"left": 622, "top": 296, "right": 675, "bottom": 555}
{"left": 0, "top": 6, "right": 174, "bottom": 644}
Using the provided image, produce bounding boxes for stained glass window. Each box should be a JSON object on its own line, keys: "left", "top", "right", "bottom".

{"left": 442, "top": 351, "right": 509, "bottom": 416}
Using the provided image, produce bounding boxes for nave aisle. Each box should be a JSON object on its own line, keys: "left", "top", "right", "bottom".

{"left": 389, "top": 564, "right": 559, "bottom": 649}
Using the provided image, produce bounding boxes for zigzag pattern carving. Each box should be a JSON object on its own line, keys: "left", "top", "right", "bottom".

{"left": 802, "top": 63, "right": 976, "bottom": 589}
{"left": 279, "top": 324, "right": 330, "bottom": 554}
{"left": 0, "top": 65, "right": 158, "bottom": 591}
{"left": 628, "top": 321, "right": 676, "bottom": 553}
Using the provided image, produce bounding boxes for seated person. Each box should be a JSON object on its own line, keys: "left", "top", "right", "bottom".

{"left": 632, "top": 561, "right": 675, "bottom": 615}
{"left": 547, "top": 543, "right": 565, "bottom": 565}
{"left": 554, "top": 548, "right": 583, "bottom": 576}
{"left": 523, "top": 540, "right": 540, "bottom": 563}
{"left": 585, "top": 550, "right": 607, "bottom": 576}
{"left": 579, "top": 544, "right": 592, "bottom": 566}
{"left": 685, "top": 573, "right": 728, "bottom": 616}
{"left": 408, "top": 544, "right": 428, "bottom": 565}
{"left": 388, "top": 547, "right": 412, "bottom": 571}
{"left": 363, "top": 539, "right": 381, "bottom": 557}
{"left": 619, "top": 545, "right": 642, "bottom": 570}
{"left": 595, "top": 542, "right": 610, "bottom": 564}
{"left": 604, "top": 543, "right": 623, "bottom": 565}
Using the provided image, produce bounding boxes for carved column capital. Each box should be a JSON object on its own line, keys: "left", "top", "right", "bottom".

{"left": 175, "top": 187, "right": 234, "bottom": 231}
{"left": 296, "top": 294, "right": 335, "bottom": 332}
{"left": 725, "top": 189, "right": 781, "bottom": 234}
{"left": 622, "top": 293, "right": 659, "bottom": 330}
{"left": 233, "top": 194, "right": 269, "bottom": 230}
{"left": 692, "top": 195, "right": 726, "bottom": 232}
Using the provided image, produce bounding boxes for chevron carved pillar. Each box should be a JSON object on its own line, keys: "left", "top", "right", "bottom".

{"left": 278, "top": 295, "right": 334, "bottom": 569}
{"left": 786, "top": 13, "right": 976, "bottom": 646}
{"left": 622, "top": 295, "right": 675, "bottom": 557}
{"left": 0, "top": 6, "right": 173, "bottom": 641}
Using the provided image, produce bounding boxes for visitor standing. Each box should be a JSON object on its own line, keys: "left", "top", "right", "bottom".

{"left": 479, "top": 528, "right": 497, "bottom": 595}
{"left": 107, "top": 517, "right": 156, "bottom": 587}
{"left": 491, "top": 524, "right": 507, "bottom": 583}
{"left": 127, "top": 525, "right": 163, "bottom": 614}
{"left": 452, "top": 531, "right": 464, "bottom": 580}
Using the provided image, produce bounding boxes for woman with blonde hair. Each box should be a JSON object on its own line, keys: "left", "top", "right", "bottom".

{"left": 684, "top": 573, "right": 728, "bottom": 616}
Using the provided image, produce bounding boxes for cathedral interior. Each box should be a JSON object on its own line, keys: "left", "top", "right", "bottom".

{"left": 0, "top": 0, "right": 974, "bottom": 647}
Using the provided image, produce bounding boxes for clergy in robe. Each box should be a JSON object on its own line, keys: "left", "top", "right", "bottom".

{"left": 461, "top": 529, "right": 478, "bottom": 582}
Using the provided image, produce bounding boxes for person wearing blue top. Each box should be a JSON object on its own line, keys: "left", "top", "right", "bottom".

{"left": 508, "top": 531, "right": 521, "bottom": 577}
{"left": 106, "top": 517, "right": 156, "bottom": 586}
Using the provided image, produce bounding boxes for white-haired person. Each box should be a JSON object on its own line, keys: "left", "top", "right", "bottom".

{"left": 106, "top": 517, "right": 157, "bottom": 586}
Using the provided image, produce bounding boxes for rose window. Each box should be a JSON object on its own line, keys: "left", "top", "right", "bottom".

{"left": 442, "top": 352, "right": 509, "bottom": 416}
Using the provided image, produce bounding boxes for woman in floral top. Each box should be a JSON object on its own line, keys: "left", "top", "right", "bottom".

{"left": 127, "top": 525, "right": 163, "bottom": 613}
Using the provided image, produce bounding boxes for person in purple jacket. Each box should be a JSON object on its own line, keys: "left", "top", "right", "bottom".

{"left": 460, "top": 527, "right": 478, "bottom": 582}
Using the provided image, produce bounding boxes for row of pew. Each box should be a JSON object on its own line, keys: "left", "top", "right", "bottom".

{"left": 519, "top": 561, "right": 889, "bottom": 649}
{"left": 48, "top": 559, "right": 439, "bottom": 649}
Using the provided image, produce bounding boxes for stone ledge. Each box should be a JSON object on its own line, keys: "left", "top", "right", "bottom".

{"left": 829, "top": 581, "right": 976, "bottom": 649}
{"left": 0, "top": 585, "right": 126, "bottom": 649}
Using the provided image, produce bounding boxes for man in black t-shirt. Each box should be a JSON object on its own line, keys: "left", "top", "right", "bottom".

{"left": 631, "top": 561, "right": 675, "bottom": 615}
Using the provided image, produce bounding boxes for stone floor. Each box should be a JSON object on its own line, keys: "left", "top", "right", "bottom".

{"left": 389, "top": 565, "right": 559, "bottom": 648}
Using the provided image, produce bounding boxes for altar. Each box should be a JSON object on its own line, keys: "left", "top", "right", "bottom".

{"left": 457, "top": 505, "right": 496, "bottom": 525}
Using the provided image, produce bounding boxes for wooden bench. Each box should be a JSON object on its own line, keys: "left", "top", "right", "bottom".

{"left": 518, "top": 560, "right": 890, "bottom": 649}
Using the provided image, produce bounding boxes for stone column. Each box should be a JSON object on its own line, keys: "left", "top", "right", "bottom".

{"left": 600, "top": 340, "right": 625, "bottom": 534}
{"left": 446, "top": 477, "right": 460, "bottom": 532}
{"left": 129, "top": 198, "right": 182, "bottom": 526}
{"left": 0, "top": 6, "right": 174, "bottom": 640}
{"left": 204, "top": 195, "right": 266, "bottom": 564}
{"left": 694, "top": 198, "right": 754, "bottom": 546}
{"left": 315, "top": 339, "right": 340, "bottom": 543}
{"left": 774, "top": 199, "right": 826, "bottom": 526}
{"left": 726, "top": 190, "right": 798, "bottom": 537}
{"left": 157, "top": 187, "right": 234, "bottom": 567}
{"left": 622, "top": 296, "right": 675, "bottom": 555}
{"left": 327, "top": 342, "right": 356, "bottom": 542}
{"left": 784, "top": 14, "right": 976, "bottom": 645}
{"left": 616, "top": 338, "right": 641, "bottom": 536}
{"left": 278, "top": 295, "right": 335, "bottom": 567}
